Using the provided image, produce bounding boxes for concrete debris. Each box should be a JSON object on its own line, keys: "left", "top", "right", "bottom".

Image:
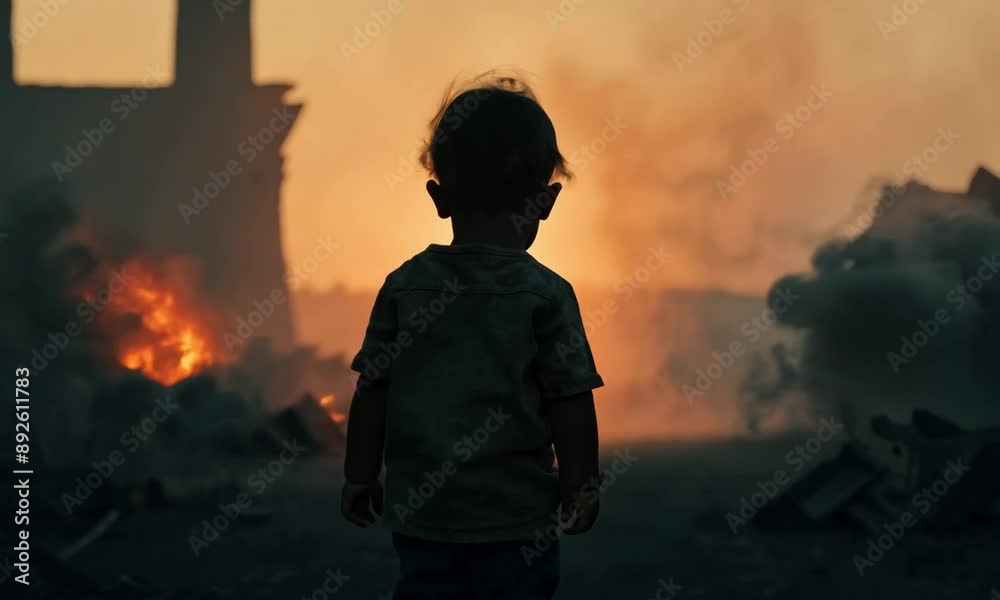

{"left": 968, "top": 164, "right": 1000, "bottom": 213}
{"left": 140, "top": 470, "right": 241, "bottom": 511}
{"left": 56, "top": 510, "right": 122, "bottom": 561}
{"left": 251, "top": 393, "right": 347, "bottom": 457}
{"left": 756, "top": 410, "right": 1000, "bottom": 534}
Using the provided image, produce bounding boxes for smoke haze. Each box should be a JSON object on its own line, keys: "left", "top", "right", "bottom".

{"left": 15, "top": 0, "right": 1000, "bottom": 439}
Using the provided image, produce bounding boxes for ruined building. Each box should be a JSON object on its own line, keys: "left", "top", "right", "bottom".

{"left": 0, "top": 0, "right": 300, "bottom": 348}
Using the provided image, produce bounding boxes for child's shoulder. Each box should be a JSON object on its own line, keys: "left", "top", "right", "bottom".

{"left": 519, "top": 254, "right": 576, "bottom": 300}
{"left": 378, "top": 247, "right": 449, "bottom": 290}
{"left": 524, "top": 254, "right": 572, "bottom": 288}
{"left": 379, "top": 247, "right": 574, "bottom": 302}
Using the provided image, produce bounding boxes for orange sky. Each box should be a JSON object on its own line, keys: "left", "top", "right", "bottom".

{"left": 13, "top": 0, "right": 1000, "bottom": 294}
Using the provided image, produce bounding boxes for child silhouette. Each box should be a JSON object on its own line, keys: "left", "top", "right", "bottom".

{"left": 342, "top": 74, "right": 603, "bottom": 600}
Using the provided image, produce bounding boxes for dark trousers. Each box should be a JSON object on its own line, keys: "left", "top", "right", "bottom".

{"left": 391, "top": 533, "right": 560, "bottom": 600}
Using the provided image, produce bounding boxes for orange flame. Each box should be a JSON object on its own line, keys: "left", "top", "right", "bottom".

{"left": 319, "top": 394, "right": 347, "bottom": 425}
{"left": 109, "top": 260, "right": 223, "bottom": 385}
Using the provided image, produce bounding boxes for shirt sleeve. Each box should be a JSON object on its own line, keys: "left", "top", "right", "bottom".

{"left": 350, "top": 279, "right": 397, "bottom": 382}
{"left": 534, "top": 282, "right": 604, "bottom": 399}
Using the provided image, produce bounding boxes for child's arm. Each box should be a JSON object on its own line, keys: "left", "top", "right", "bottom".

{"left": 549, "top": 390, "right": 600, "bottom": 534}
{"left": 341, "top": 377, "right": 387, "bottom": 527}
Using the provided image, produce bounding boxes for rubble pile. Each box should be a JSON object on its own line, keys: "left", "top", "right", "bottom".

{"left": 15, "top": 390, "right": 348, "bottom": 597}
{"left": 757, "top": 410, "right": 1000, "bottom": 535}
{"left": 251, "top": 394, "right": 347, "bottom": 457}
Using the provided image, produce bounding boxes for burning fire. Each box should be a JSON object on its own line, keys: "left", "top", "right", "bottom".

{"left": 107, "top": 259, "right": 224, "bottom": 385}
{"left": 319, "top": 394, "right": 347, "bottom": 425}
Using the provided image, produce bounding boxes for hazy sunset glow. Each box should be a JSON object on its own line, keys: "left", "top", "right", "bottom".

{"left": 13, "top": 0, "right": 999, "bottom": 296}
{"left": 9, "top": 6, "right": 1000, "bottom": 597}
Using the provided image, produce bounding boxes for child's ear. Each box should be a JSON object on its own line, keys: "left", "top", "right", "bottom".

{"left": 426, "top": 180, "right": 451, "bottom": 219}
{"left": 538, "top": 182, "right": 561, "bottom": 221}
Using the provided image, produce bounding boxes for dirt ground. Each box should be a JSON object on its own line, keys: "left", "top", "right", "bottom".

{"left": 25, "top": 435, "right": 1000, "bottom": 599}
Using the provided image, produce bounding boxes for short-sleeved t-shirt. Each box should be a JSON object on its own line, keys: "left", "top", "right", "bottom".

{"left": 351, "top": 243, "right": 603, "bottom": 542}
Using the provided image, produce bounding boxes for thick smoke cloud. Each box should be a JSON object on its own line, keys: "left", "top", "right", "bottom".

{"left": 0, "top": 179, "right": 108, "bottom": 459}
{"left": 752, "top": 170, "right": 1000, "bottom": 428}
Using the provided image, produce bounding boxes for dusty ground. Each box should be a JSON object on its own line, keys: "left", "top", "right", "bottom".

{"left": 23, "top": 435, "right": 1000, "bottom": 599}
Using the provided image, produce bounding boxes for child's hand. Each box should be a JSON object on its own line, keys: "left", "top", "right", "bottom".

{"left": 341, "top": 480, "right": 384, "bottom": 527}
{"left": 559, "top": 490, "right": 599, "bottom": 535}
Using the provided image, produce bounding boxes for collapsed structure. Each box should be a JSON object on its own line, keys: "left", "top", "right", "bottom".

{"left": 746, "top": 167, "right": 1000, "bottom": 535}
{"left": 757, "top": 410, "right": 1000, "bottom": 534}
{"left": 0, "top": 0, "right": 299, "bottom": 348}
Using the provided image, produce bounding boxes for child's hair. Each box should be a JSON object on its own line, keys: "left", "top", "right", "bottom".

{"left": 420, "top": 72, "right": 573, "bottom": 213}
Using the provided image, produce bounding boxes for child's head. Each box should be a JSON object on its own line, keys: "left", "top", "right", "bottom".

{"left": 420, "top": 74, "right": 572, "bottom": 247}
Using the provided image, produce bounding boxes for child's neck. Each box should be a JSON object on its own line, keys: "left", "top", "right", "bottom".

{"left": 450, "top": 215, "right": 530, "bottom": 250}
